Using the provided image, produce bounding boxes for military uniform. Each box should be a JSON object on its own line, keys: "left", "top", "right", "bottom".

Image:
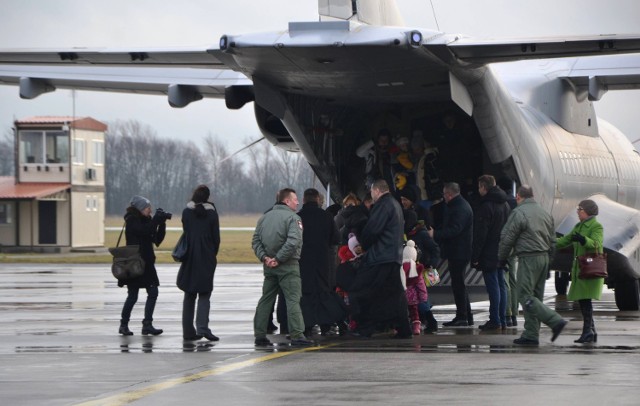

{"left": 252, "top": 203, "right": 305, "bottom": 340}
{"left": 499, "top": 198, "right": 565, "bottom": 342}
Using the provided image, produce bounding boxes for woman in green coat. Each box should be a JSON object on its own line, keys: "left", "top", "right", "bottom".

{"left": 556, "top": 199, "right": 604, "bottom": 344}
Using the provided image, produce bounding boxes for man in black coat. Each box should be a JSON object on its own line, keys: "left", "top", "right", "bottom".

{"left": 349, "top": 179, "right": 411, "bottom": 338}
{"left": 471, "top": 175, "right": 511, "bottom": 330}
{"left": 297, "top": 188, "right": 344, "bottom": 335}
{"left": 430, "top": 182, "right": 474, "bottom": 326}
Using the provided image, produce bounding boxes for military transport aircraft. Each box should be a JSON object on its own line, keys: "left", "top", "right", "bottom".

{"left": 1, "top": 0, "right": 640, "bottom": 309}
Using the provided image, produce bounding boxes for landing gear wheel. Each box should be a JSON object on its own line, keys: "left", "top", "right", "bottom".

{"left": 554, "top": 271, "right": 569, "bottom": 296}
{"left": 614, "top": 279, "right": 640, "bottom": 311}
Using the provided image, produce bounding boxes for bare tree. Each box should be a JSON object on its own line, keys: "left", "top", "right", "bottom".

{"left": 105, "top": 119, "right": 209, "bottom": 215}
{"left": 200, "top": 133, "right": 250, "bottom": 213}
{"left": 103, "top": 119, "right": 325, "bottom": 215}
{"left": 0, "top": 128, "right": 15, "bottom": 176}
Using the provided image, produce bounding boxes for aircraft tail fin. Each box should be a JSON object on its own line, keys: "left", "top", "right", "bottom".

{"left": 318, "top": 0, "right": 404, "bottom": 26}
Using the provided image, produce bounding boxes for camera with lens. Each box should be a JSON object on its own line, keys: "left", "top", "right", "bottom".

{"left": 154, "top": 208, "right": 173, "bottom": 221}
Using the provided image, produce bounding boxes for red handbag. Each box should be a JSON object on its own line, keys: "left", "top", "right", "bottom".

{"left": 576, "top": 242, "right": 607, "bottom": 279}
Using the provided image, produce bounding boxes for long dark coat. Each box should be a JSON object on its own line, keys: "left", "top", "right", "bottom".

{"left": 119, "top": 208, "right": 165, "bottom": 288}
{"left": 434, "top": 194, "right": 473, "bottom": 262}
{"left": 297, "top": 201, "right": 344, "bottom": 327}
{"left": 349, "top": 193, "right": 408, "bottom": 327}
{"left": 177, "top": 202, "right": 220, "bottom": 294}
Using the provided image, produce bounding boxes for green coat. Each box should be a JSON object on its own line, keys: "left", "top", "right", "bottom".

{"left": 252, "top": 204, "right": 303, "bottom": 272}
{"left": 556, "top": 216, "right": 604, "bottom": 301}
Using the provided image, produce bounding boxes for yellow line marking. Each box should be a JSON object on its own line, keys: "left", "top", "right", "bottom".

{"left": 75, "top": 344, "right": 331, "bottom": 406}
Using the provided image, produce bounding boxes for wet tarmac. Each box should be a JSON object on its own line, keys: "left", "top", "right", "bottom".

{"left": 1, "top": 263, "right": 639, "bottom": 405}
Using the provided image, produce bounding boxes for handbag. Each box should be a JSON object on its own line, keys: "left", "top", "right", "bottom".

{"left": 423, "top": 267, "right": 440, "bottom": 287}
{"left": 576, "top": 242, "right": 608, "bottom": 279}
{"left": 172, "top": 233, "right": 188, "bottom": 262}
{"left": 109, "top": 223, "right": 145, "bottom": 280}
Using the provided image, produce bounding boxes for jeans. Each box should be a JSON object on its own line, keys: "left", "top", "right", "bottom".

{"left": 121, "top": 285, "right": 158, "bottom": 323}
{"left": 505, "top": 258, "right": 519, "bottom": 317}
{"left": 482, "top": 268, "right": 507, "bottom": 325}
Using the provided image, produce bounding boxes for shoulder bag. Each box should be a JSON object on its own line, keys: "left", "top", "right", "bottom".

{"left": 172, "top": 233, "right": 188, "bottom": 262}
{"left": 109, "top": 223, "right": 145, "bottom": 280}
{"left": 577, "top": 241, "right": 608, "bottom": 279}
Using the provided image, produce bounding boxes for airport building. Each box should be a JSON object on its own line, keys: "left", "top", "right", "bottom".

{"left": 0, "top": 116, "right": 106, "bottom": 252}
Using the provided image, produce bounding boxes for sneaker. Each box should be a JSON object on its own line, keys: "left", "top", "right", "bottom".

{"left": 290, "top": 336, "right": 314, "bottom": 346}
{"left": 255, "top": 337, "right": 274, "bottom": 346}
{"left": 443, "top": 319, "right": 469, "bottom": 327}
{"left": 513, "top": 337, "right": 539, "bottom": 346}
{"left": 551, "top": 319, "right": 568, "bottom": 342}
{"left": 478, "top": 321, "right": 502, "bottom": 331}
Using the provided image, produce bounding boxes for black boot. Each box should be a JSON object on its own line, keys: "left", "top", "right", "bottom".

{"left": 142, "top": 320, "right": 163, "bottom": 336}
{"left": 424, "top": 311, "right": 439, "bottom": 333}
{"left": 574, "top": 300, "right": 594, "bottom": 344}
{"left": 119, "top": 319, "right": 133, "bottom": 336}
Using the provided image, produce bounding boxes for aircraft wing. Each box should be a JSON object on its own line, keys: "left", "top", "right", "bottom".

{"left": 2, "top": 24, "right": 640, "bottom": 107}
{"left": 0, "top": 46, "right": 250, "bottom": 107}
{"left": 0, "top": 46, "right": 227, "bottom": 67}
{"left": 554, "top": 54, "right": 640, "bottom": 100}
{"left": 424, "top": 34, "right": 640, "bottom": 65}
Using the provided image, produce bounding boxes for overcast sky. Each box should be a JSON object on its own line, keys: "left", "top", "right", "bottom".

{"left": 1, "top": 0, "right": 639, "bottom": 151}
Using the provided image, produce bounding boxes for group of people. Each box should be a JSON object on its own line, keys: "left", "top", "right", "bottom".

{"left": 117, "top": 176, "right": 605, "bottom": 348}
{"left": 118, "top": 185, "right": 221, "bottom": 342}
{"left": 436, "top": 178, "right": 604, "bottom": 346}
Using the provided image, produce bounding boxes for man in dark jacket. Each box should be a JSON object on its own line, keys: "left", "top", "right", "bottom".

{"left": 430, "top": 182, "right": 474, "bottom": 326}
{"left": 297, "top": 188, "right": 344, "bottom": 335}
{"left": 471, "top": 175, "right": 511, "bottom": 331}
{"left": 349, "top": 179, "right": 411, "bottom": 338}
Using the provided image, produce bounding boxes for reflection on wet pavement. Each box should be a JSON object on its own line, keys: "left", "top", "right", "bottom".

{"left": 0, "top": 264, "right": 639, "bottom": 355}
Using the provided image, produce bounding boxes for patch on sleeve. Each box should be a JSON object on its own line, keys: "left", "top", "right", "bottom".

{"left": 297, "top": 220, "right": 303, "bottom": 230}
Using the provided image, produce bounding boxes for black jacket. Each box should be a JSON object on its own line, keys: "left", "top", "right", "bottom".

{"left": 120, "top": 208, "right": 166, "bottom": 288}
{"left": 434, "top": 194, "right": 473, "bottom": 262}
{"left": 177, "top": 202, "right": 220, "bottom": 294}
{"left": 335, "top": 204, "right": 369, "bottom": 244}
{"left": 407, "top": 226, "right": 441, "bottom": 269}
{"left": 471, "top": 186, "right": 511, "bottom": 270}
{"left": 360, "top": 192, "right": 404, "bottom": 266}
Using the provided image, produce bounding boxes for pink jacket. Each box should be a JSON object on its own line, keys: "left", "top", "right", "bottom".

{"left": 403, "top": 262, "right": 428, "bottom": 305}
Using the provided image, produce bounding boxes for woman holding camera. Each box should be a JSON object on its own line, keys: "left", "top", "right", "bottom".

{"left": 177, "top": 185, "right": 221, "bottom": 341}
{"left": 118, "top": 195, "right": 167, "bottom": 336}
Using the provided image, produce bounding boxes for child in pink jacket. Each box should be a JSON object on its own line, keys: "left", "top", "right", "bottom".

{"left": 401, "top": 240, "right": 429, "bottom": 335}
